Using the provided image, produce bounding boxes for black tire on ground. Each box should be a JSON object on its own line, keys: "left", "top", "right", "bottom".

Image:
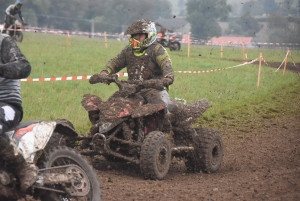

{"left": 15, "top": 31, "right": 23, "bottom": 42}
{"left": 170, "top": 42, "right": 181, "bottom": 51}
{"left": 140, "top": 131, "right": 172, "bottom": 180}
{"left": 190, "top": 128, "right": 224, "bottom": 173}
{"left": 36, "top": 146, "right": 101, "bottom": 201}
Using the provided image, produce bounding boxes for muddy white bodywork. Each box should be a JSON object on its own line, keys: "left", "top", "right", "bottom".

{"left": 5, "top": 121, "right": 57, "bottom": 163}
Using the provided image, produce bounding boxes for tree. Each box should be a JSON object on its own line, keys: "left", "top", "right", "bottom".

{"left": 186, "top": 0, "right": 231, "bottom": 39}
{"left": 266, "top": 13, "right": 300, "bottom": 43}
{"left": 262, "top": 0, "right": 278, "bottom": 14}
{"left": 267, "top": 13, "right": 289, "bottom": 29}
{"left": 225, "top": 12, "right": 262, "bottom": 37}
{"left": 278, "top": 0, "right": 298, "bottom": 15}
{"left": 4, "top": 0, "right": 171, "bottom": 32}
{"left": 241, "top": 0, "right": 264, "bottom": 16}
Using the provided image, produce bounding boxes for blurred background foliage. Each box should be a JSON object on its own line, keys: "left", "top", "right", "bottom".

{"left": 0, "top": 0, "right": 299, "bottom": 42}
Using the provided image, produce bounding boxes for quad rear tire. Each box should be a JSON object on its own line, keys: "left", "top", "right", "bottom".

{"left": 187, "top": 128, "right": 223, "bottom": 173}
{"left": 140, "top": 131, "right": 172, "bottom": 180}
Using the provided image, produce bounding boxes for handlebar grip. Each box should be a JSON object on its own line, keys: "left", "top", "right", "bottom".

{"left": 89, "top": 74, "right": 118, "bottom": 84}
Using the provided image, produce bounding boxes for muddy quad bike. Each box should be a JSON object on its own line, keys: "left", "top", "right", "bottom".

{"left": 2, "top": 19, "right": 25, "bottom": 42}
{"left": 0, "top": 119, "right": 101, "bottom": 201}
{"left": 76, "top": 74, "right": 223, "bottom": 180}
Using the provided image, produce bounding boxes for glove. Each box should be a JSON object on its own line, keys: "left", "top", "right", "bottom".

{"left": 99, "top": 71, "right": 113, "bottom": 85}
{"left": 161, "top": 78, "right": 172, "bottom": 87}
{"left": 100, "top": 70, "right": 109, "bottom": 76}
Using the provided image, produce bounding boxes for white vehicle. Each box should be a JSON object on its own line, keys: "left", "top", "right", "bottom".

{"left": 0, "top": 119, "right": 101, "bottom": 201}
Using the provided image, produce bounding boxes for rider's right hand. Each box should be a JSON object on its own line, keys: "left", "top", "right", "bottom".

{"left": 89, "top": 71, "right": 116, "bottom": 85}
{"left": 100, "top": 70, "right": 109, "bottom": 76}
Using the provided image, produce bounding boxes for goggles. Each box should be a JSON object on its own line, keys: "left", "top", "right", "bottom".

{"left": 129, "top": 38, "right": 142, "bottom": 49}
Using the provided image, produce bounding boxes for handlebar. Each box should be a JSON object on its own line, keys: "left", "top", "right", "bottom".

{"left": 89, "top": 74, "right": 165, "bottom": 96}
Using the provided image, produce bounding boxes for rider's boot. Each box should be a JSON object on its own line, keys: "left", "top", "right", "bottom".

{"left": 0, "top": 138, "right": 38, "bottom": 192}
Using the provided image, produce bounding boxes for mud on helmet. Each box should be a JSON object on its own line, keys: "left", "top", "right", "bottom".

{"left": 125, "top": 19, "right": 157, "bottom": 52}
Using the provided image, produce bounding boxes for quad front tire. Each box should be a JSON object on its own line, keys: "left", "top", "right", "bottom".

{"left": 140, "top": 131, "right": 172, "bottom": 180}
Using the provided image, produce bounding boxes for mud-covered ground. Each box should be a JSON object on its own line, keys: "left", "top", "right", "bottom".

{"left": 92, "top": 113, "right": 300, "bottom": 201}
{"left": 90, "top": 63, "right": 300, "bottom": 201}
{"left": 19, "top": 63, "right": 300, "bottom": 201}
{"left": 87, "top": 62, "right": 300, "bottom": 201}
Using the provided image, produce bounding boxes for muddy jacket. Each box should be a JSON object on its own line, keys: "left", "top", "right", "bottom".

{"left": 103, "top": 42, "right": 174, "bottom": 81}
{"left": 0, "top": 34, "right": 31, "bottom": 113}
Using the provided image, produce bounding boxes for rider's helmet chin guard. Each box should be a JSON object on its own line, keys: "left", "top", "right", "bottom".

{"left": 125, "top": 19, "right": 157, "bottom": 52}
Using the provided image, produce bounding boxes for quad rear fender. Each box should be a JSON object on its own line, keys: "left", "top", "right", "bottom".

{"left": 54, "top": 118, "right": 78, "bottom": 137}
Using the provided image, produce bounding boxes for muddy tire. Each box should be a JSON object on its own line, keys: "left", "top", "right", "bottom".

{"left": 170, "top": 42, "right": 181, "bottom": 51}
{"left": 190, "top": 128, "right": 223, "bottom": 173}
{"left": 140, "top": 131, "right": 172, "bottom": 180}
{"left": 36, "top": 146, "right": 101, "bottom": 201}
{"left": 15, "top": 31, "right": 23, "bottom": 42}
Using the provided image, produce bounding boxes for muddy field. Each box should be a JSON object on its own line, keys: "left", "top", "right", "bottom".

{"left": 19, "top": 63, "right": 300, "bottom": 201}
{"left": 88, "top": 63, "right": 300, "bottom": 201}
{"left": 89, "top": 63, "right": 300, "bottom": 201}
{"left": 92, "top": 113, "right": 300, "bottom": 201}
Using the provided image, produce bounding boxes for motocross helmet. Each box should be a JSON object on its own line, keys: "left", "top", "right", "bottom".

{"left": 15, "top": 0, "right": 22, "bottom": 9}
{"left": 125, "top": 19, "right": 157, "bottom": 53}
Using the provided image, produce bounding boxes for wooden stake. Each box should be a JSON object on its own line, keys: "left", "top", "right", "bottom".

{"left": 221, "top": 45, "right": 223, "bottom": 58}
{"left": 244, "top": 46, "right": 248, "bottom": 62}
{"left": 283, "top": 48, "right": 289, "bottom": 75}
{"left": 242, "top": 42, "right": 245, "bottom": 61}
{"left": 104, "top": 32, "right": 108, "bottom": 48}
{"left": 66, "top": 32, "right": 71, "bottom": 47}
{"left": 257, "top": 52, "right": 262, "bottom": 88}
{"left": 187, "top": 33, "right": 190, "bottom": 58}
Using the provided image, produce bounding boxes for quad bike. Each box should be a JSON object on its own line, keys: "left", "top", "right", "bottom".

{"left": 2, "top": 19, "right": 25, "bottom": 42}
{"left": 156, "top": 32, "right": 181, "bottom": 51}
{"left": 76, "top": 74, "right": 223, "bottom": 180}
{"left": 0, "top": 119, "right": 101, "bottom": 201}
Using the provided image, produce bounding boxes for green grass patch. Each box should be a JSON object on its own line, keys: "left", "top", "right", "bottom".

{"left": 19, "top": 32, "right": 300, "bottom": 134}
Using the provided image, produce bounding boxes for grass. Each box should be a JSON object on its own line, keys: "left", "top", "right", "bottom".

{"left": 19, "top": 32, "right": 300, "bottom": 135}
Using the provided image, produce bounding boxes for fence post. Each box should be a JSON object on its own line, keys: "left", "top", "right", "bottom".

{"left": 220, "top": 45, "right": 223, "bottom": 58}
{"left": 66, "top": 32, "right": 71, "bottom": 47}
{"left": 283, "top": 48, "right": 289, "bottom": 75}
{"left": 104, "top": 32, "right": 108, "bottom": 48}
{"left": 257, "top": 52, "right": 262, "bottom": 88}
{"left": 187, "top": 32, "right": 190, "bottom": 58}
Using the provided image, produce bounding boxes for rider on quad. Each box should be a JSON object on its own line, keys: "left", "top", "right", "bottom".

{"left": 3, "top": 0, "right": 25, "bottom": 33}
{"left": 94, "top": 19, "right": 174, "bottom": 111}
{"left": 0, "top": 34, "right": 38, "bottom": 192}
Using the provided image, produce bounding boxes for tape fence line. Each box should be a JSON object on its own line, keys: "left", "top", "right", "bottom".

{"left": 20, "top": 60, "right": 260, "bottom": 82}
